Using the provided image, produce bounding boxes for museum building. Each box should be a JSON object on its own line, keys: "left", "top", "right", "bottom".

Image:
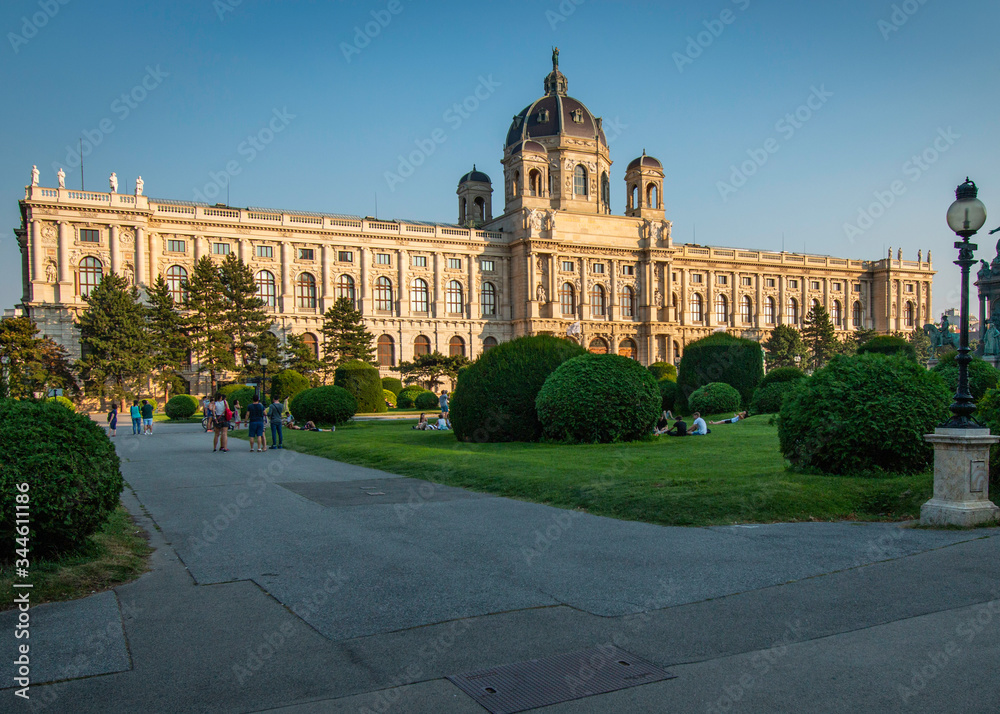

{"left": 14, "top": 54, "right": 934, "bottom": 389}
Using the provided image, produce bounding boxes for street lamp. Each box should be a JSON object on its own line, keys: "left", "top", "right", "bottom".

{"left": 944, "top": 178, "right": 988, "bottom": 428}
{"left": 259, "top": 357, "right": 269, "bottom": 404}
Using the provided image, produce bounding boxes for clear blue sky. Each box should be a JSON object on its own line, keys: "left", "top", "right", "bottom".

{"left": 3, "top": 0, "right": 998, "bottom": 314}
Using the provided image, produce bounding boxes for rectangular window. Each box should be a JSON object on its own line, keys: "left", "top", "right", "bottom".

{"left": 691, "top": 274, "right": 703, "bottom": 284}
{"left": 256, "top": 245, "right": 273, "bottom": 258}
{"left": 622, "top": 265, "right": 635, "bottom": 276}
{"left": 811, "top": 281, "right": 820, "bottom": 290}
{"left": 167, "top": 239, "right": 186, "bottom": 253}
{"left": 561, "top": 261, "right": 574, "bottom": 272}
{"left": 672, "top": 272, "right": 678, "bottom": 282}
{"left": 853, "top": 283, "right": 862, "bottom": 292}
{"left": 339, "top": 251, "right": 353, "bottom": 263}
{"left": 592, "top": 263, "right": 605, "bottom": 274}
{"left": 481, "top": 259, "right": 495, "bottom": 272}
{"left": 717, "top": 275, "right": 728, "bottom": 285}
{"left": 788, "top": 279, "right": 798, "bottom": 289}
{"left": 412, "top": 255, "right": 427, "bottom": 267}
{"left": 832, "top": 282, "right": 841, "bottom": 291}
{"left": 212, "top": 243, "right": 230, "bottom": 255}
{"left": 906, "top": 284, "right": 914, "bottom": 293}
{"left": 741, "top": 276, "right": 752, "bottom": 286}
{"left": 298, "top": 248, "right": 314, "bottom": 261}
{"left": 376, "top": 253, "right": 391, "bottom": 265}
{"left": 80, "top": 228, "right": 100, "bottom": 243}
{"left": 448, "top": 258, "right": 462, "bottom": 270}
{"left": 766, "top": 278, "right": 776, "bottom": 288}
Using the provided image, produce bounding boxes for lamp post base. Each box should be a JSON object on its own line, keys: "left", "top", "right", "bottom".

{"left": 921, "top": 428, "right": 1000, "bottom": 527}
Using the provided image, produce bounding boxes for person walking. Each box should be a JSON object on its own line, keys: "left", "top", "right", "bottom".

{"left": 246, "top": 395, "right": 266, "bottom": 452}
{"left": 438, "top": 390, "right": 449, "bottom": 417}
{"left": 233, "top": 399, "right": 242, "bottom": 430}
{"left": 129, "top": 400, "right": 141, "bottom": 435}
{"left": 267, "top": 396, "right": 284, "bottom": 449}
{"left": 107, "top": 403, "right": 118, "bottom": 437}
{"left": 140, "top": 399, "right": 154, "bottom": 435}
{"left": 202, "top": 396, "right": 211, "bottom": 420}
{"left": 211, "top": 394, "right": 229, "bottom": 452}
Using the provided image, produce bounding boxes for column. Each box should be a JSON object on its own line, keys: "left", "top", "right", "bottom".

{"left": 467, "top": 254, "right": 476, "bottom": 320}
{"left": 500, "top": 256, "right": 510, "bottom": 320}
{"left": 148, "top": 230, "right": 160, "bottom": 283}
{"left": 109, "top": 225, "right": 120, "bottom": 276}
{"left": 706, "top": 271, "right": 714, "bottom": 326}
{"left": 578, "top": 257, "right": 587, "bottom": 320}
{"left": 547, "top": 254, "right": 556, "bottom": 311}
{"left": 755, "top": 275, "right": 762, "bottom": 329}
{"left": 280, "top": 241, "right": 292, "bottom": 312}
{"left": 731, "top": 271, "right": 738, "bottom": 327}
{"left": 398, "top": 248, "right": 408, "bottom": 317}
{"left": 193, "top": 235, "right": 203, "bottom": 262}
{"left": 527, "top": 250, "right": 536, "bottom": 318}
{"left": 29, "top": 220, "right": 43, "bottom": 301}
{"left": 664, "top": 263, "right": 673, "bottom": 322}
{"left": 57, "top": 221, "right": 71, "bottom": 285}
{"left": 778, "top": 278, "right": 786, "bottom": 326}
{"left": 321, "top": 244, "right": 331, "bottom": 312}
{"left": 135, "top": 226, "right": 146, "bottom": 288}
{"left": 680, "top": 270, "right": 688, "bottom": 326}
{"left": 609, "top": 259, "right": 618, "bottom": 322}
{"left": 432, "top": 252, "right": 442, "bottom": 318}
{"left": 897, "top": 279, "right": 903, "bottom": 331}
{"left": 358, "top": 247, "right": 368, "bottom": 316}
{"left": 238, "top": 238, "right": 247, "bottom": 264}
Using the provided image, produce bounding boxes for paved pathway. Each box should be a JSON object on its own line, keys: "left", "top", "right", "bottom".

{"left": 4, "top": 423, "right": 1000, "bottom": 712}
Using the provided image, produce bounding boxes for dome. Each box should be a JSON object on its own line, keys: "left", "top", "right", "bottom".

{"left": 459, "top": 165, "right": 491, "bottom": 184}
{"left": 627, "top": 152, "right": 662, "bottom": 171}
{"left": 509, "top": 139, "right": 547, "bottom": 155}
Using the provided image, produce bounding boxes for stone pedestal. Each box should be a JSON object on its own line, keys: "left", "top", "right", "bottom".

{"left": 921, "top": 428, "right": 1000, "bottom": 527}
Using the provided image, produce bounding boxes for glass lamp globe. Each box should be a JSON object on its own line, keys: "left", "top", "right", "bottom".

{"left": 259, "top": 357, "right": 268, "bottom": 367}
{"left": 947, "top": 179, "right": 987, "bottom": 237}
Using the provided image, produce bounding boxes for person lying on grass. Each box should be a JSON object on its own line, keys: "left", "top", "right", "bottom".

{"left": 709, "top": 411, "right": 749, "bottom": 425}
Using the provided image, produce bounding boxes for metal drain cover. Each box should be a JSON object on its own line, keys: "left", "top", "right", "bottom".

{"left": 447, "top": 645, "right": 675, "bottom": 714}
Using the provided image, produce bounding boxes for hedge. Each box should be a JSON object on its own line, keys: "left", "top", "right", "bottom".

{"left": 397, "top": 385, "right": 426, "bottom": 409}
{"left": 648, "top": 362, "right": 677, "bottom": 382}
{"left": 930, "top": 351, "right": 999, "bottom": 403}
{"left": 269, "top": 369, "right": 310, "bottom": 403}
{"left": 0, "top": 400, "right": 123, "bottom": 556}
{"left": 415, "top": 391, "right": 439, "bottom": 410}
{"left": 677, "top": 333, "right": 764, "bottom": 410}
{"left": 856, "top": 335, "right": 917, "bottom": 361}
{"left": 535, "top": 353, "right": 660, "bottom": 443}
{"left": 226, "top": 388, "right": 257, "bottom": 418}
{"left": 47, "top": 396, "right": 76, "bottom": 412}
{"left": 335, "top": 360, "right": 387, "bottom": 413}
{"left": 751, "top": 381, "right": 799, "bottom": 415}
{"left": 688, "top": 382, "right": 742, "bottom": 416}
{"left": 165, "top": 394, "right": 200, "bottom": 419}
{"left": 660, "top": 380, "right": 682, "bottom": 413}
{"left": 759, "top": 366, "right": 807, "bottom": 389}
{"left": 778, "top": 353, "right": 950, "bottom": 475}
{"left": 288, "top": 386, "right": 357, "bottom": 425}
{"left": 381, "top": 377, "right": 404, "bottom": 396}
{"left": 383, "top": 389, "right": 397, "bottom": 407}
{"left": 450, "top": 335, "right": 587, "bottom": 442}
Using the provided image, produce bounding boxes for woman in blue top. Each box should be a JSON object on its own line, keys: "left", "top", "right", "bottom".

{"left": 129, "top": 400, "right": 141, "bottom": 435}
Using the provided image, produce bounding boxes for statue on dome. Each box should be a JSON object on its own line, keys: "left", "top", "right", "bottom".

{"left": 552, "top": 47, "right": 559, "bottom": 70}
{"left": 30, "top": 165, "right": 39, "bottom": 186}
{"left": 57, "top": 168, "right": 66, "bottom": 188}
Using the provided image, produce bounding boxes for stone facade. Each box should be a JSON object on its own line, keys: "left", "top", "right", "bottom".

{"left": 12, "top": 56, "right": 934, "bottom": 392}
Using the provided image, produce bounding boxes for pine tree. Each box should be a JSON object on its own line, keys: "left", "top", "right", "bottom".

{"left": 146, "top": 275, "right": 190, "bottom": 402}
{"left": 281, "top": 333, "right": 322, "bottom": 383}
{"left": 397, "top": 352, "right": 469, "bottom": 390}
{"left": 802, "top": 304, "right": 838, "bottom": 370}
{"left": 184, "top": 256, "right": 233, "bottom": 394}
{"left": 320, "top": 297, "right": 376, "bottom": 377}
{"left": 218, "top": 253, "right": 272, "bottom": 371}
{"left": 762, "top": 324, "right": 808, "bottom": 370}
{"left": 0, "top": 316, "right": 77, "bottom": 398}
{"left": 76, "top": 273, "right": 152, "bottom": 404}
{"left": 908, "top": 327, "right": 932, "bottom": 367}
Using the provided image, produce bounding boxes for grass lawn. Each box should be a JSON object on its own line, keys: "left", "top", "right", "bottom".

{"left": 0, "top": 505, "right": 152, "bottom": 610}
{"left": 266, "top": 418, "right": 951, "bottom": 527}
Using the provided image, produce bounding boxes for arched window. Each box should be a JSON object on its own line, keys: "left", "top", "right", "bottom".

{"left": 853, "top": 301, "right": 863, "bottom": 328}
{"left": 410, "top": 278, "right": 429, "bottom": 313}
{"left": 167, "top": 265, "right": 189, "bottom": 303}
{"left": 690, "top": 293, "right": 704, "bottom": 323}
{"left": 574, "top": 164, "right": 587, "bottom": 196}
{"left": 619, "top": 338, "right": 637, "bottom": 359}
{"left": 79, "top": 256, "right": 103, "bottom": 297}
{"left": 832, "top": 300, "right": 842, "bottom": 327}
{"left": 764, "top": 297, "right": 776, "bottom": 324}
{"left": 787, "top": 297, "right": 799, "bottom": 325}
{"left": 336, "top": 274, "right": 355, "bottom": 306}
{"left": 905, "top": 301, "right": 914, "bottom": 327}
{"left": 591, "top": 284, "right": 606, "bottom": 317}
{"left": 449, "top": 335, "right": 465, "bottom": 357}
{"left": 647, "top": 183, "right": 658, "bottom": 208}
{"left": 741, "top": 295, "right": 753, "bottom": 324}
{"left": 529, "top": 169, "right": 541, "bottom": 197}
{"left": 483, "top": 336, "right": 498, "bottom": 351}
{"left": 589, "top": 337, "right": 608, "bottom": 354}
{"left": 474, "top": 196, "right": 485, "bottom": 221}
{"left": 620, "top": 285, "right": 635, "bottom": 318}
{"left": 446, "top": 280, "right": 464, "bottom": 314}
{"left": 301, "top": 332, "right": 319, "bottom": 359}
{"left": 560, "top": 282, "right": 575, "bottom": 315}
{"left": 630, "top": 184, "right": 639, "bottom": 210}
{"left": 481, "top": 282, "right": 497, "bottom": 317}
{"left": 414, "top": 335, "right": 431, "bottom": 356}
{"left": 377, "top": 334, "right": 394, "bottom": 367}
{"left": 375, "top": 276, "right": 393, "bottom": 311}
{"left": 715, "top": 294, "right": 729, "bottom": 324}
{"left": 296, "top": 272, "right": 316, "bottom": 309}
{"left": 601, "top": 172, "right": 610, "bottom": 213}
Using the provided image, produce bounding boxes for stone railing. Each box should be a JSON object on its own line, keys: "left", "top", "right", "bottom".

{"left": 674, "top": 244, "right": 930, "bottom": 271}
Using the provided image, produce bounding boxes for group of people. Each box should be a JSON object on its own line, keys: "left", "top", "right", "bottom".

{"left": 206, "top": 393, "right": 287, "bottom": 452}
{"left": 106, "top": 400, "right": 154, "bottom": 437}
{"left": 412, "top": 391, "right": 451, "bottom": 430}
{"left": 653, "top": 410, "right": 749, "bottom": 437}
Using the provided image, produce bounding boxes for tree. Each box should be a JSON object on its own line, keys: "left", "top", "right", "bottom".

{"left": 908, "top": 327, "right": 932, "bottom": 367}
{"left": 145, "top": 275, "right": 190, "bottom": 402}
{"left": 802, "top": 304, "right": 838, "bottom": 370}
{"left": 76, "top": 273, "right": 151, "bottom": 404}
{"left": 762, "top": 325, "right": 808, "bottom": 370}
{"left": 0, "top": 316, "right": 77, "bottom": 399}
{"left": 281, "top": 333, "right": 322, "bottom": 384}
{"left": 184, "top": 257, "right": 233, "bottom": 394}
{"left": 36, "top": 336, "right": 78, "bottom": 398}
{"left": 397, "top": 351, "right": 469, "bottom": 390}
{"left": 320, "top": 297, "right": 375, "bottom": 378}
{"left": 218, "top": 253, "right": 272, "bottom": 371}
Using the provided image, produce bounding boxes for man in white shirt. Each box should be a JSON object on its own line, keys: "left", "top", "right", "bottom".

{"left": 691, "top": 412, "right": 710, "bottom": 435}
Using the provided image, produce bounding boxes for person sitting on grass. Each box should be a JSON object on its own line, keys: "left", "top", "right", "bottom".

{"left": 653, "top": 410, "right": 676, "bottom": 435}
{"left": 436, "top": 412, "right": 451, "bottom": 430}
{"left": 665, "top": 417, "right": 688, "bottom": 436}
{"left": 710, "top": 411, "right": 749, "bottom": 425}
{"left": 412, "top": 413, "right": 430, "bottom": 430}
{"left": 690, "top": 412, "right": 710, "bottom": 435}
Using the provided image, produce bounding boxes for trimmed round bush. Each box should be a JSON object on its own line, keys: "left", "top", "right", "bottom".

{"left": 536, "top": 353, "right": 660, "bottom": 443}
{"left": 288, "top": 386, "right": 357, "bottom": 425}
{"left": 930, "top": 351, "right": 999, "bottom": 403}
{"left": 0, "top": 400, "right": 123, "bottom": 556}
{"left": 47, "top": 396, "right": 76, "bottom": 412}
{"left": 778, "top": 353, "right": 950, "bottom": 475}
{"left": 219, "top": 384, "right": 244, "bottom": 398}
{"left": 334, "top": 360, "right": 386, "bottom": 413}
{"left": 450, "top": 335, "right": 587, "bottom": 442}
{"left": 751, "top": 382, "right": 799, "bottom": 415}
{"left": 759, "top": 366, "right": 807, "bottom": 389}
{"left": 415, "top": 391, "right": 439, "bottom": 410}
{"left": 165, "top": 394, "right": 199, "bottom": 419}
{"left": 974, "top": 388, "right": 1000, "bottom": 485}
{"left": 381, "top": 377, "right": 404, "bottom": 396}
{"left": 226, "top": 387, "right": 257, "bottom": 417}
{"left": 648, "top": 362, "right": 677, "bottom": 382}
{"left": 857, "top": 335, "right": 917, "bottom": 361}
{"left": 677, "top": 333, "right": 764, "bottom": 409}
{"left": 383, "top": 389, "right": 397, "bottom": 407}
{"left": 397, "top": 385, "right": 425, "bottom": 409}
{"left": 270, "top": 369, "right": 310, "bottom": 404}
{"left": 688, "top": 382, "right": 742, "bottom": 416}
{"left": 660, "top": 380, "right": 682, "bottom": 413}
